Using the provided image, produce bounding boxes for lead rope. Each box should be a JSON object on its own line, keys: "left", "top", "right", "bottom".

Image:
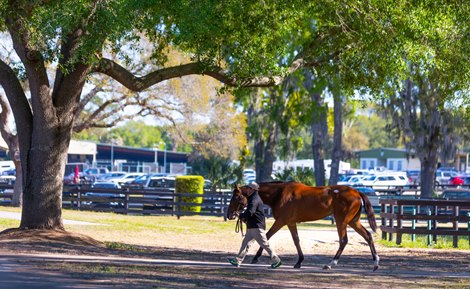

{"left": 235, "top": 216, "right": 244, "bottom": 236}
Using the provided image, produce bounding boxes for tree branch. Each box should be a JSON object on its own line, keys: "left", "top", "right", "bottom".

{"left": 0, "top": 59, "right": 33, "bottom": 140}
{"left": 74, "top": 86, "right": 103, "bottom": 119}
{"left": 93, "top": 59, "right": 295, "bottom": 91}
{"left": 53, "top": 0, "right": 104, "bottom": 107}
{"left": 92, "top": 44, "right": 342, "bottom": 92}
{"left": 5, "top": 2, "right": 53, "bottom": 126}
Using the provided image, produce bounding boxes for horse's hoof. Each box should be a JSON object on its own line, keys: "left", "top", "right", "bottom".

{"left": 251, "top": 259, "right": 259, "bottom": 264}
{"left": 323, "top": 265, "right": 332, "bottom": 270}
{"left": 294, "top": 263, "right": 301, "bottom": 269}
{"left": 373, "top": 265, "right": 379, "bottom": 272}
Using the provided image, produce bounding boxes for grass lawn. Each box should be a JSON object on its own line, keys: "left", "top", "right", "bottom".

{"left": 1, "top": 206, "right": 468, "bottom": 250}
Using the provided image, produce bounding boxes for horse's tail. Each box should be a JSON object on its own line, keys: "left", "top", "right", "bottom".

{"left": 359, "top": 192, "right": 377, "bottom": 232}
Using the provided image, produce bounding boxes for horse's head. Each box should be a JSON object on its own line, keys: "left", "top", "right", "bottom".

{"left": 227, "top": 185, "right": 248, "bottom": 220}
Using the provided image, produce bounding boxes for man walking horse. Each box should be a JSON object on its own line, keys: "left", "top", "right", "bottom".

{"left": 227, "top": 181, "right": 379, "bottom": 271}
{"left": 227, "top": 182, "right": 282, "bottom": 269}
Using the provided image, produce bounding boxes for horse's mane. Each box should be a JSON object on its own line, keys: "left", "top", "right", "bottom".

{"left": 257, "top": 181, "right": 294, "bottom": 206}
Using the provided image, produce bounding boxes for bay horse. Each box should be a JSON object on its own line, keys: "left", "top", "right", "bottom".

{"left": 227, "top": 182, "right": 379, "bottom": 270}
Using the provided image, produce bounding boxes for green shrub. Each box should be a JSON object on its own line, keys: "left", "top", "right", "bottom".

{"left": 274, "top": 167, "right": 316, "bottom": 186}
{"left": 175, "top": 176, "right": 204, "bottom": 213}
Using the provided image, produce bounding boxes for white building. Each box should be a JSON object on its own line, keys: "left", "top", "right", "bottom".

{"left": 272, "top": 159, "right": 351, "bottom": 179}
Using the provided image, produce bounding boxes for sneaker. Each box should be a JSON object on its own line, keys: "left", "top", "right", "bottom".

{"left": 270, "top": 259, "right": 282, "bottom": 269}
{"left": 227, "top": 257, "right": 240, "bottom": 267}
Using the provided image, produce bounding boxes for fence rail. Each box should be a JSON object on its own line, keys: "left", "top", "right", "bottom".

{"left": 63, "top": 186, "right": 233, "bottom": 219}
{"left": 380, "top": 198, "right": 470, "bottom": 248}
{"left": 0, "top": 184, "right": 233, "bottom": 219}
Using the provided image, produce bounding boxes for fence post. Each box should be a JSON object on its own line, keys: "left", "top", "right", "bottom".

{"left": 388, "top": 204, "right": 394, "bottom": 242}
{"left": 433, "top": 205, "right": 438, "bottom": 243}
{"left": 177, "top": 193, "right": 181, "bottom": 220}
{"left": 381, "top": 202, "right": 386, "bottom": 240}
{"left": 453, "top": 206, "right": 459, "bottom": 248}
{"left": 76, "top": 186, "right": 81, "bottom": 210}
{"left": 427, "top": 209, "right": 432, "bottom": 246}
{"left": 221, "top": 195, "right": 227, "bottom": 221}
{"left": 397, "top": 204, "right": 403, "bottom": 245}
{"left": 125, "top": 188, "right": 129, "bottom": 214}
{"left": 411, "top": 208, "right": 416, "bottom": 242}
{"left": 467, "top": 212, "right": 470, "bottom": 246}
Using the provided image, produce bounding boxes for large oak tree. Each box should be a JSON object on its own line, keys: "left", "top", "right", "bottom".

{"left": 0, "top": 1, "right": 458, "bottom": 230}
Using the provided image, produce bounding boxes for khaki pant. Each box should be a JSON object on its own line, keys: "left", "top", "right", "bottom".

{"left": 235, "top": 228, "right": 280, "bottom": 264}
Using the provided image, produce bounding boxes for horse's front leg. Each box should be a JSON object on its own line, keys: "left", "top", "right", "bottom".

{"left": 251, "top": 220, "right": 284, "bottom": 264}
{"left": 287, "top": 223, "right": 304, "bottom": 268}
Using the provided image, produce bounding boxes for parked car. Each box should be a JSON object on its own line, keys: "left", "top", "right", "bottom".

{"left": 449, "top": 176, "right": 464, "bottom": 186}
{"left": 0, "top": 175, "right": 15, "bottom": 185}
{"left": 243, "top": 169, "right": 256, "bottom": 183}
{"left": 435, "top": 170, "right": 458, "bottom": 186}
{"left": 141, "top": 176, "right": 176, "bottom": 211}
{"left": 406, "top": 170, "right": 420, "bottom": 187}
{"left": 1, "top": 168, "right": 16, "bottom": 176}
{"left": 84, "top": 181, "right": 125, "bottom": 208}
{"left": 123, "top": 173, "right": 168, "bottom": 189}
{"left": 337, "top": 175, "right": 367, "bottom": 186}
{"left": 96, "top": 171, "right": 129, "bottom": 181}
{"left": 354, "top": 186, "right": 378, "bottom": 196}
{"left": 441, "top": 189, "right": 470, "bottom": 200}
{"left": 244, "top": 175, "right": 256, "bottom": 184}
{"left": 82, "top": 167, "right": 109, "bottom": 181}
{"left": 415, "top": 170, "right": 461, "bottom": 188}
{"left": 439, "top": 189, "right": 470, "bottom": 216}
{"left": 461, "top": 176, "right": 470, "bottom": 187}
{"left": 356, "top": 173, "right": 409, "bottom": 194}
{"left": 108, "top": 172, "right": 146, "bottom": 185}
{"left": 338, "top": 174, "right": 354, "bottom": 182}
{"left": 146, "top": 176, "right": 176, "bottom": 189}
{"left": 0, "top": 161, "right": 15, "bottom": 174}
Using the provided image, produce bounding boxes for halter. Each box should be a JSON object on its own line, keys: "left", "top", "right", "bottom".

{"left": 233, "top": 193, "right": 247, "bottom": 236}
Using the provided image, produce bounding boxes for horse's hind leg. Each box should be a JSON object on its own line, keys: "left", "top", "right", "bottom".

{"left": 251, "top": 219, "right": 284, "bottom": 264}
{"left": 287, "top": 223, "right": 304, "bottom": 268}
{"left": 324, "top": 221, "right": 348, "bottom": 270}
{"left": 349, "top": 220, "right": 380, "bottom": 271}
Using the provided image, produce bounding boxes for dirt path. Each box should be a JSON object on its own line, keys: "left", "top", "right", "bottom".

{"left": 0, "top": 239, "right": 468, "bottom": 289}
{"left": 0, "top": 225, "right": 468, "bottom": 288}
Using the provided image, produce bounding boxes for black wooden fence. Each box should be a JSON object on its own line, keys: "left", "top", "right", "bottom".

{"left": 380, "top": 198, "right": 470, "bottom": 247}
{"left": 0, "top": 184, "right": 234, "bottom": 219}
{"left": 63, "top": 186, "right": 233, "bottom": 219}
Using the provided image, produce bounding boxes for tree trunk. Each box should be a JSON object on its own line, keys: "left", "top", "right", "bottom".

{"left": 329, "top": 91, "right": 343, "bottom": 185}
{"left": 20, "top": 131, "right": 70, "bottom": 229}
{"left": 254, "top": 127, "right": 277, "bottom": 183}
{"left": 396, "top": 77, "right": 442, "bottom": 199}
{"left": 417, "top": 120, "right": 440, "bottom": 199}
{"left": 311, "top": 92, "right": 327, "bottom": 186}
{"left": 420, "top": 154, "right": 438, "bottom": 199}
